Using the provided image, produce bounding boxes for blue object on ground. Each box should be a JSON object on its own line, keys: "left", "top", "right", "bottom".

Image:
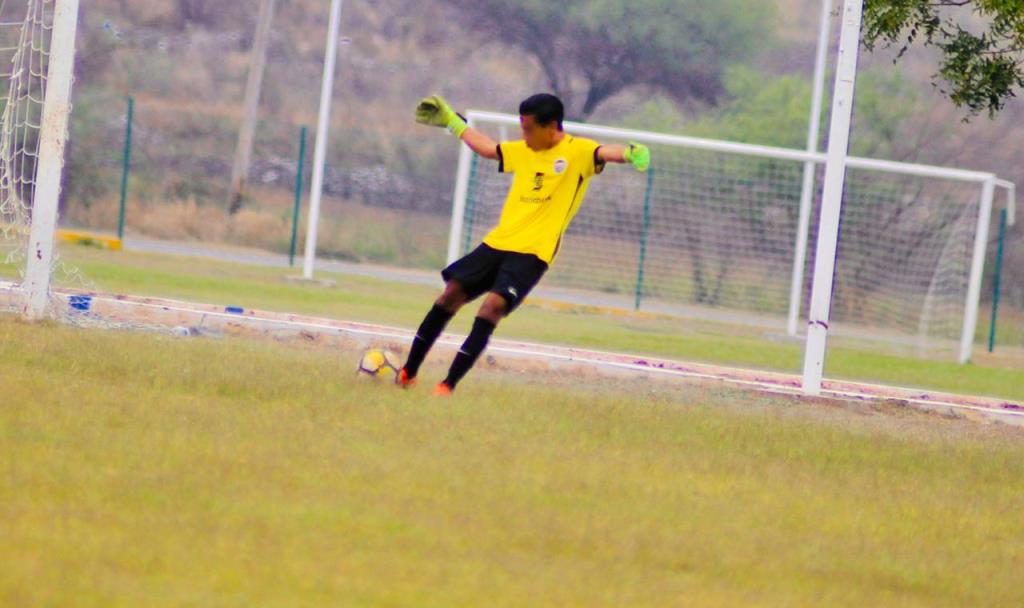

{"left": 69, "top": 295, "right": 92, "bottom": 312}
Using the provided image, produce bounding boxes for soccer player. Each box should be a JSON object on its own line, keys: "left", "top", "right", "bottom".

{"left": 397, "top": 93, "right": 650, "bottom": 395}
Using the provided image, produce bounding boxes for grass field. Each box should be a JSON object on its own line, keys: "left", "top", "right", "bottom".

{"left": 2, "top": 318, "right": 1023, "bottom": 606}
{"left": 3, "top": 244, "right": 1021, "bottom": 402}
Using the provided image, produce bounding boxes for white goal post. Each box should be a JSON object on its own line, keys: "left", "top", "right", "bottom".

{"left": 448, "top": 110, "right": 1015, "bottom": 367}
{"left": 0, "top": 0, "right": 81, "bottom": 320}
{"left": 22, "top": 0, "right": 79, "bottom": 320}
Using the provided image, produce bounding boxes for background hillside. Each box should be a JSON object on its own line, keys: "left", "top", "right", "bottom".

{"left": 58, "top": 0, "right": 1022, "bottom": 314}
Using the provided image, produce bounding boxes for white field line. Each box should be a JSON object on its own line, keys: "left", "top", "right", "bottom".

{"left": 2, "top": 284, "right": 1022, "bottom": 423}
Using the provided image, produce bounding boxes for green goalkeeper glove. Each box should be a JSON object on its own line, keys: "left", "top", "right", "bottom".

{"left": 623, "top": 142, "right": 650, "bottom": 172}
{"left": 414, "top": 95, "right": 467, "bottom": 137}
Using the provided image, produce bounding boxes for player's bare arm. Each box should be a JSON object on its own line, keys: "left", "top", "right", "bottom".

{"left": 459, "top": 126, "right": 499, "bottom": 160}
{"left": 598, "top": 142, "right": 650, "bottom": 172}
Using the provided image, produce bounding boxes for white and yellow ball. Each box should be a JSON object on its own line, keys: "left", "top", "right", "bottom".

{"left": 356, "top": 348, "right": 400, "bottom": 379}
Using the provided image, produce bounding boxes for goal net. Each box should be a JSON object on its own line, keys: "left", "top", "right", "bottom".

{"left": 0, "top": 0, "right": 87, "bottom": 319}
{"left": 0, "top": 0, "right": 51, "bottom": 279}
{"left": 451, "top": 111, "right": 1015, "bottom": 364}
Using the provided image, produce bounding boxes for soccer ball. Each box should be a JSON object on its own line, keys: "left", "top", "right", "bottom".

{"left": 356, "top": 348, "right": 400, "bottom": 379}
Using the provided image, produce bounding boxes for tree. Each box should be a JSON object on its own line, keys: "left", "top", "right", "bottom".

{"left": 624, "top": 66, "right": 941, "bottom": 159}
{"left": 863, "top": 0, "right": 1024, "bottom": 118}
{"left": 444, "top": 0, "right": 773, "bottom": 120}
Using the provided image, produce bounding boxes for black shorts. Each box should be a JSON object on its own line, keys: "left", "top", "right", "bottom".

{"left": 442, "top": 243, "right": 548, "bottom": 314}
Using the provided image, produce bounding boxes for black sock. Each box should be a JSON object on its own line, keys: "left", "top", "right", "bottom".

{"left": 443, "top": 316, "right": 496, "bottom": 389}
{"left": 404, "top": 304, "right": 454, "bottom": 378}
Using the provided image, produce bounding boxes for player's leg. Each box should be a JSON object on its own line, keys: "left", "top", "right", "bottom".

{"left": 434, "top": 293, "right": 506, "bottom": 394}
{"left": 436, "top": 252, "right": 548, "bottom": 394}
{"left": 399, "top": 245, "right": 501, "bottom": 386}
{"left": 399, "top": 281, "right": 468, "bottom": 385}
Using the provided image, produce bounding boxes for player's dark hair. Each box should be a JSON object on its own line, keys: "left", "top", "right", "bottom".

{"left": 519, "top": 93, "right": 564, "bottom": 131}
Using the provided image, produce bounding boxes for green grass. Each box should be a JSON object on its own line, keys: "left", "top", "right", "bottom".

{"left": 1, "top": 318, "right": 1023, "bottom": 607}
{"left": 3, "top": 245, "right": 1022, "bottom": 401}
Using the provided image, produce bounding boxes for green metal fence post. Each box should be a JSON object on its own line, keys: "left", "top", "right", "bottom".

{"left": 117, "top": 96, "right": 134, "bottom": 240}
{"left": 634, "top": 168, "right": 655, "bottom": 311}
{"left": 289, "top": 126, "right": 308, "bottom": 267}
{"left": 987, "top": 207, "right": 1008, "bottom": 353}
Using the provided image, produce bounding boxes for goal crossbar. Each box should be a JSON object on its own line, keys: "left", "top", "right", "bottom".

{"left": 449, "top": 110, "right": 1016, "bottom": 366}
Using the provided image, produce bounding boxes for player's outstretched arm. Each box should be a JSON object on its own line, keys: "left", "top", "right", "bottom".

{"left": 598, "top": 142, "right": 650, "bottom": 172}
{"left": 414, "top": 95, "right": 499, "bottom": 160}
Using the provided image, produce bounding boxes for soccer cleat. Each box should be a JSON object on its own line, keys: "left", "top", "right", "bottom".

{"left": 395, "top": 367, "right": 417, "bottom": 389}
{"left": 432, "top": 382, "right": 453, "bottom": 397}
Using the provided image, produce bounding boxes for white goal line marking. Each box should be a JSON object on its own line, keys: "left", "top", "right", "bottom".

{"left": 3, "top": 284, "right": 1019, "bottom": 424}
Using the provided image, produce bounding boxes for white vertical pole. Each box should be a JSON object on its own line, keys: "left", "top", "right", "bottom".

{"left": 787, "top": 0, "right": 832, "bottom": 336}
{"left": 1005, "top": 182, "right": 1016, "bottom": 226}
{"left": 228, "top": 0, "right": 277, "bottom": 212}
{"left": 23, "top": 0, "right": 80, "bottom": 321}
{"left": 801, "top": 0, "right": 864, "bottom": 395}
{"left": 302, "top": 0, "right": 344, "bottom": 280}
{"left": 958, "top": 177, "right": 996, "bottom": 364}
{"left": 445, "top": 116, "right": 475, "bottom": 265}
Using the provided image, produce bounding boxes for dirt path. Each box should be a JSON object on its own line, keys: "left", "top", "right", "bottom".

{"left": 5, "top": 282, "right": 1019, "bottom": 428}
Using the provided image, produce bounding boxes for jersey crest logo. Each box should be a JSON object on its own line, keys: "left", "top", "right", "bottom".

{"left": 553, "top": 158, "right": 567, "bottom": 174}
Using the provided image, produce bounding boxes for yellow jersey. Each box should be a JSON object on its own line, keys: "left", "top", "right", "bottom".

{"left": 483, "top": 134, "right": 604, "bottom": 264}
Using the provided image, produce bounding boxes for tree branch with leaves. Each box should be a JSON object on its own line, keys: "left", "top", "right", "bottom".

{"left": 863, "top": 0, "right": 1024, "bottom": 118}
